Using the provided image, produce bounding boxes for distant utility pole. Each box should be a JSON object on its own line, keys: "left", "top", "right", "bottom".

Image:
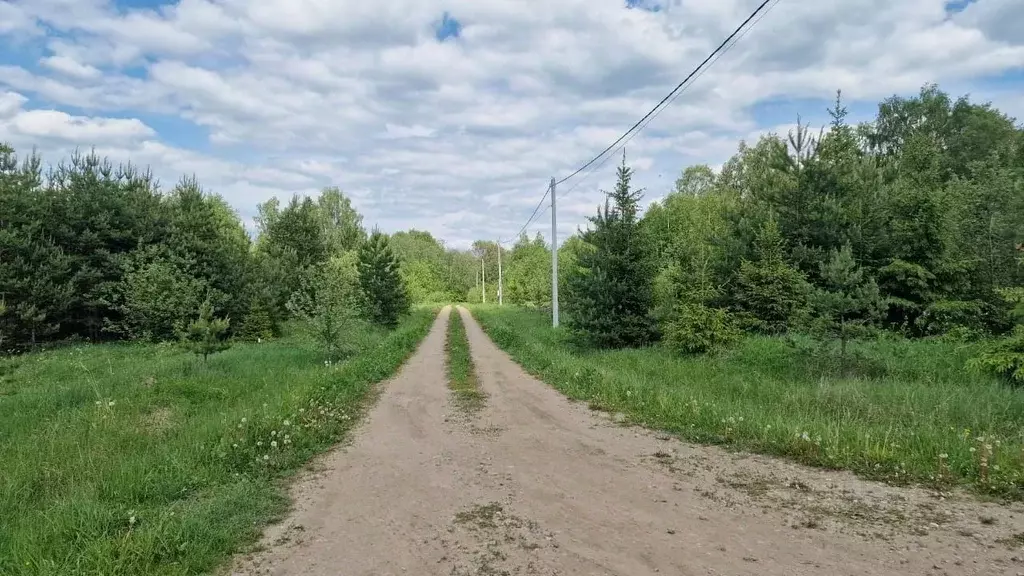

{"left": 497, "top": 240, "right": 503, "bottom": 306}
{"left": 550, "top": 177, "right": 559, "bottom": 327}
{"left": 481, "top": 256, "right": 486, "bottom": 304}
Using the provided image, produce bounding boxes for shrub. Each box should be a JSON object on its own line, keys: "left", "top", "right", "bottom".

{"left": 110, "top": 254, "right": 206, "bottom": 341}
{"left": 664, "top": 302, "right": 741, "bottom": 355}
{"left": 287, "top": 255, "right": 364, "bottom": 361}
{"left": 970, "top": 326, "right": 1024, "bottom": 384}
{"left": 917, "top": 299, "right": 986, "bottom": 337}
{"left": 181, "top": 300, "right": 231, "bottom": 361}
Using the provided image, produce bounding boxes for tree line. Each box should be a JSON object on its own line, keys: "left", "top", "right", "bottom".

{"left": 490, "top": 85, "right": 1024, "bottom": 381}
{"left": 0, "top": 151, "right": 413, "bottom": 356}
{"left": 2, "top": 83, "right": 1021, "bottom": 381}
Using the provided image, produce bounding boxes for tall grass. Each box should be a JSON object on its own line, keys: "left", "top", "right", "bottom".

{"left": 0, "top": 309, "right": 435, "bottom": 576}
{"left": 471, "top": 305, "right": 1024, "bottom": 499}
{"left": 445, "top": 308, "right": 484, "bottom": 413}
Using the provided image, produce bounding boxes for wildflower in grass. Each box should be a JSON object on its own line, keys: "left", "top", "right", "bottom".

{"left": 271, "top": 430, "right": 277, "bottom": 436}
{"left": 263, "top": 455, "right": 269, "bottom": 461}
{"left": 108, "top": 400, "right": 115, "bottom": 407}
{"left": 283, "top": 420, "right": 291, "bottom": 426}
{"left": 232, "top": 443, "right": 238, "bottom": 448}
{"left": 800, "top": 432, "right": 811, "bottom": 442}
{"left": 241, "top": 418, "right": 247, "bottom": 423}
{"left": 257, "top": 441, "right": 263, "bottom": 447}
{"left": 271, "top": 441, "right": 278, "bottom": 449}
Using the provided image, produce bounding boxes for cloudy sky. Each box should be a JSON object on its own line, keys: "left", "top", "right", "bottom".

{"left": 1, "top": 0, "right": 1022, "bottom": 248}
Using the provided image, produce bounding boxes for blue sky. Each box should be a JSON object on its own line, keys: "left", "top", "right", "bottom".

{"left": 1, "top": 0, "right": 1022, "bottom": 247}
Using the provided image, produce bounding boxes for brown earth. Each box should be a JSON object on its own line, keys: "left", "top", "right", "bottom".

{"left": 231, "top": 306, "right": 1024, "bottom": 576}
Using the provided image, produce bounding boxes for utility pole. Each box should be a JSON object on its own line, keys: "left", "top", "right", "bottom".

{"left": 481, "top": 256, "right": 486, "bottom": 304}
{"left": 497, "top": 240, "right": 503, "bottom": 306}
{"left": 550, "top": 177, "right": 559, "bottom": 327}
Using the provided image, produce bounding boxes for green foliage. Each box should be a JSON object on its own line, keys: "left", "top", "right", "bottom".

{"left": 809, "top": 244, "right": 884, "bottom": 368}
{"left": 663, "top": 302, "right": 741, "bottom": 355}
{"left": 389, "top": 229, "right": 477, "bottom": 303}
{"left": 565, "top": 155, "right": 656, "bottom": 347}
{"left": 237, "top": 300, "right": 277, "bottom": 342}
{"left": 288, "top": 253, "right": 365, "bottom": 361}
{"left": 734, "top": 216, "right": 809, "bottom": 333}
{"left": 317, "top": 186, "right": 366, "bottom": 254}
{"left": 505, "top": 233, "right": 551, "bottom": 306}
{"left": 917, "top": 299, "right": 986, "bottom": 337}
{"left": 970, "top": 327, "right": 1024, "bottom": 384}
{"left": 0, "top": 298, "right": 7, "bottom": 351}
{"left": 358, "top": 231, "right": 410, "bottom": 327}
{"left": 112, "top": 252, "right": 206, "bottom": 341}
{"left": 181, "top": 300, "right": 231, "bottom": 362}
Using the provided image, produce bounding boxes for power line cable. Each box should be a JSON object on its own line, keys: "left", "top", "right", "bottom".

{"left": 553, "top": 0, "right": 774, "bottom": 188}
{"left": 503, "top": 0, "right": 778, "bottom": 244}
{"left": 558, "top": 0, "right": 780, "bottom": 200}
{"left": 508, "top": 186, "right": 550, "bottom": 243}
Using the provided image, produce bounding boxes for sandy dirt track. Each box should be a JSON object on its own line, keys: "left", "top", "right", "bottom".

{"left": 232, "top": 306, "right": 1024, "bottom": 576}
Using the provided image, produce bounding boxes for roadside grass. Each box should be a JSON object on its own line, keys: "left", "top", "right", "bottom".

{"left": 446, "top": 308, "right": 485, "bottom": 414}
{"left": 0, "top": 309, "right": 436, "bottom": 576}
{"left": 470, "top": 305, "right": 1024, "bottom": 500}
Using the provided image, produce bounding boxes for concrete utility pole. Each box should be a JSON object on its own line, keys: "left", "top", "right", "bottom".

{"left": 497, "top": 240, "right": 503, "bottom": 306}
{"left": 550, "top": 177, "right": 559, "bottom": 327}
{"left": 481, "top": 256, "right": 486, "bottom": 304}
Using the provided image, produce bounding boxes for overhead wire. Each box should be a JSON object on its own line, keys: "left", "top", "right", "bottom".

{"left": 558, "top": 0, "right": 781, "bottom": 200}
{"left": 503, "top": 0, "right": 779, "bottom": 242}
{"left": 552, "top": 0, "right": 775, "bottom": 188}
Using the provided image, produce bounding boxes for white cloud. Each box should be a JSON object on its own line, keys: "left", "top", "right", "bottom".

{"left": 0, "top": 0, "right": 1022, "bottom": 247}
{"left": 0, "top": 91, "right": 155, "bottom": 143}
{"left": 40, "top": 55, "right": 102, "bottom": 80}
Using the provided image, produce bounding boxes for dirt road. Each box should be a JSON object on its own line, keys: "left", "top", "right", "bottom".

{"left": 232, "top": 306, "right": 1024, "bottom": 576}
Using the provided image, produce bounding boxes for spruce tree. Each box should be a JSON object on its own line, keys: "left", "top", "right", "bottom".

{"left": 181, "top": 299, "right": 231, "bottom": 362}
{"left": 810, "top": 243, "right": 883, "bottom": 370}
{"left": 565, "top": 154, "right": 655, "bottom": 348}
{"left": 357, "top": 231, "right": 410, "bottom": 327}
{"left": 735, "top": 216, "right": 809, "bottom": 334}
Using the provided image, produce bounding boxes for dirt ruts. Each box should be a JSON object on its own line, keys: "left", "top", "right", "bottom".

{"left": 231, "top": 306, "right": 1024, "bottom": 576}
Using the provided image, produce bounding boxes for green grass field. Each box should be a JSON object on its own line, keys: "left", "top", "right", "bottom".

{"left": 445, "top": 308, "right": 484, "bottom": 413}
{"left": 0, "top": 310, "right": 435, "bottom": 576}
{"left": 471, "top": 305, "right": 1024, "bottom": 499}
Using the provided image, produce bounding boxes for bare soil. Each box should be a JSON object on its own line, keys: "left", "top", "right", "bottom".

{"left": 231, "top": 306, "right": 1024, "bottom": 576}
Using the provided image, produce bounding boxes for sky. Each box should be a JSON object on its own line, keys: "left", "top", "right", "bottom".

{"left": 1, "top": 0, "right": 1022, "bottom": 249}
